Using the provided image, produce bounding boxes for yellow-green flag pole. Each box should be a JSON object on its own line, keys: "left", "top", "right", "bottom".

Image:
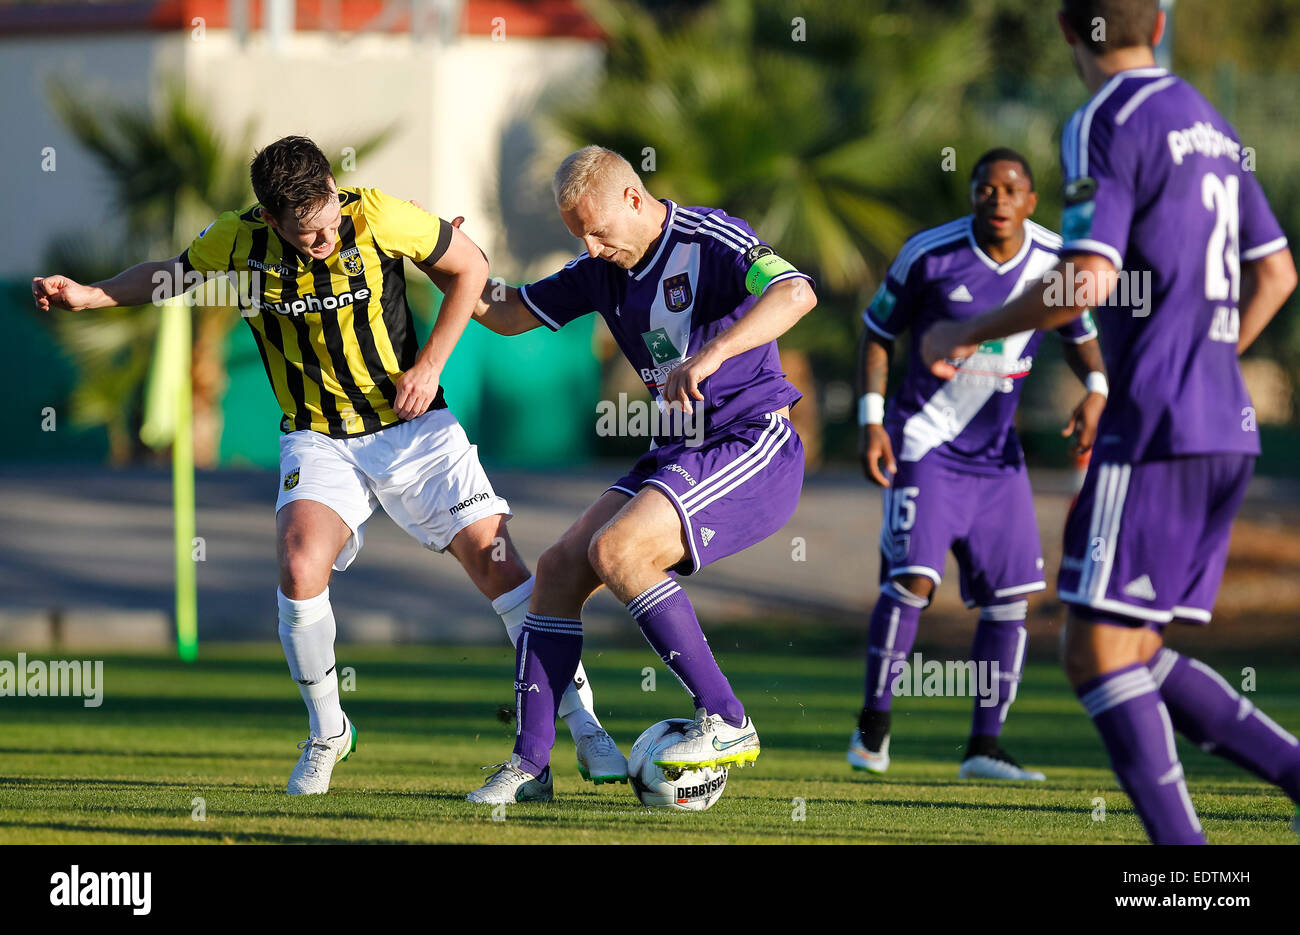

{"left": 172, "top": 303, "right": 197, "bottom": 662}
{"left": 141, "top": 297, "right": 198, "bottom": 661}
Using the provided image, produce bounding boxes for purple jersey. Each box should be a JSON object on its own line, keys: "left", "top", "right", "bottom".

{"left": 864, "top": 216, "right": 1097, "bottom": 475}
{"left": 519, "top": 201, "right": 809, "bottom": 444}
{"left": 1060, "top": 68, "right": 1288, "bottom": 462}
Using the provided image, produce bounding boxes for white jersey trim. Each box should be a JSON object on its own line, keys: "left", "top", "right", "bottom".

{"left": 1064, "top": 67, "right": 1167, "bottom": 178}
{"left": 967, "top": 217, "right": 1035, "bottom": 275}
{"left": 518, "top": 283, "right": 563, "bottom": 331}
{"left": 888, "top": 218, "right": 970, "bottom": 284}
{"left": 633, "top": 201, "right": 679, "bottom": 281}
{"left": 1061, "top": 237, "right": 1124, "bottom": 271}
{"left": 1025, "top": 219, "right": 1063, "bottom": 249}
{"left": 1115, "top": 76, "right": 1178, "bottom": 126}
{"left": 1242, "top": 236, "right": 1289, "bottom": 262}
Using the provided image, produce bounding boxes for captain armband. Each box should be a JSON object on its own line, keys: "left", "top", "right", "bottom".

{"left": 743, "top": 244, "right": 801, "bottom": 297}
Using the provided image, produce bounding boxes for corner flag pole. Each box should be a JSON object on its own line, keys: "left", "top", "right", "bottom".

{"left": 141, "top": 297, "right": 198, "bottom": 661}
{"left": 172, "top": 302, "right": 198, "bottom": 662}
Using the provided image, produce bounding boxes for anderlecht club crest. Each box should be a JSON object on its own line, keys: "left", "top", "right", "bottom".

{"left": 662, "top": 273, "right": 692, "bottom": 312}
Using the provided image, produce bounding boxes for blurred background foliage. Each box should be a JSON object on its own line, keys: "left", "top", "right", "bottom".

{"left": 21, "top": 0, "right": 1300, "bottom": 468}
{"left": 539, "top": 0, "right": 1300, "bottom": 463}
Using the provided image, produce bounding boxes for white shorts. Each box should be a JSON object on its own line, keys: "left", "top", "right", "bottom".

{"left": 275, "top": 408, "right": 512, "bottom": 571}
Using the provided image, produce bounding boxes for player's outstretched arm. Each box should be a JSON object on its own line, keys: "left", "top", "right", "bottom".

{"left": 416, "top": 216, "right": 540, "bottom": 337}
{"left": 400, "top": 224, "right": 492, "bottom": 419}
{"left": 1237, "top": 247, "right": 1297, "bottom": 354}
{"left": 922, "top": 253, "right": 1116, "bottom": 378}
{"left": 32, "top": 256, "right": 189, "bottom": 312}
{"left": 1060, "top": 337, "right": 1107, "bottom": 455}
{"left": 856, "top": 328, "right": 896, "bottom": 486}
{"left": 663, "top": 277, "right": 817, "bottom": 414}
{"left": 473, "top": 282, "right": 544, "bottom": 336}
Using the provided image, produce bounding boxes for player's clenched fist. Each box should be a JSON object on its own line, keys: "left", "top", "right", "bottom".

{"left": 32, "top": 275, "right": 96, "bottom": 312}
{"left": 663, "top": 351, "right": 720, "bottom": 416}
{"left": 860, "top": 424, "right": 897, "bottom": 488}
{"left": 392, "top": 361, "right": 441, "bottom": 420}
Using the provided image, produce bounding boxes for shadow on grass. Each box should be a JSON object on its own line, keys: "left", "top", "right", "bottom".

{"left": 0, "top": 818, "right": 397, "bottom": 845}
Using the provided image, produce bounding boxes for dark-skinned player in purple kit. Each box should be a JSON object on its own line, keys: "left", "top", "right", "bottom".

{"left": 852, "top": 148, "right": 1108, "bottom": 781}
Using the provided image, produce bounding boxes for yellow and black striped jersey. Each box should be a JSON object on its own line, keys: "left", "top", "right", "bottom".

{"left": 182, "top": 187, "right": 452, "bottom": 438}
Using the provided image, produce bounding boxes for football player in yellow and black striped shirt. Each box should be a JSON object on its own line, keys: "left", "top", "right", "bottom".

{"left": 33, "top": 136, "right": 624, "bottom": 794}
{"left": 186, "top": 183, "right": 454, "bottom": 437}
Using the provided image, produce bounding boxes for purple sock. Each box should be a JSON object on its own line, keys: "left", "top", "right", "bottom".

{"left": 511, "top": 614, "right": 582, "bottom": 775}
{"left": 1077, "top": 662, "right": 1205, "bottom": 845}
{"left": 627, "top": 579, "right": 744, "bottom": 727}
{"left": 862, "top": 581, "right": 925, "bottom": 712}
{"left": 969, "top": 602, "right": 1028, "bottom": 738}
{"left": 1150, "top": 648, "right": 1300, "bottom": 801}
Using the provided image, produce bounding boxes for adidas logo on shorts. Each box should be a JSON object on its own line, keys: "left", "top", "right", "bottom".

{"left": 700, "top": 527, "right": 717, "bottom": 546}
{"left": 1123, "top": 574, "right": 1157, "bottom": 601}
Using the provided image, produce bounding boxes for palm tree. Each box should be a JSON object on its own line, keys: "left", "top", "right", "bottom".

{"left": 551, "top": 1, "right": 992, "bottom": 290}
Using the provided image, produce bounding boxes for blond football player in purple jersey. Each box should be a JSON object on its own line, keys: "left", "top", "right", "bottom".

{"left": 447, "top": 147, "right": 817, "bottom": 803}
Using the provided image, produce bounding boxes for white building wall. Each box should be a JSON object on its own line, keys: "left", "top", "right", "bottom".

{"left": 1, "top": 34, "right": 184, "bottom": 274}
{"left": 1, "top": 27, "right": 601, "bottom": 278}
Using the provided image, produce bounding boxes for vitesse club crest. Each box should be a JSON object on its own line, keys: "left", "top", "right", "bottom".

{"left": 642, "top": 327, "right": 682, "bottom": 365}
{"left": 340, "top": 246, "right": 365, "bottom": 276}
{"left": 661, "top": 273, "right": 692, "bottom": 312}
{"left": 282, "top": 469, "right": 300, "bottom": 492}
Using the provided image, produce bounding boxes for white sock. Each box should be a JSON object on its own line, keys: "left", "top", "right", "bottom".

{"left": 492, "top": 576, "right": 602, "bottom": 740}
{"left": 278, "top": 587, "right": 344, "bottom": 738}
{"left": 302, "top": 671, "right": 343, "bottom": 739}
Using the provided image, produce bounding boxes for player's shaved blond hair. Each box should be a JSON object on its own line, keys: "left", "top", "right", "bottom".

{"left": 553, "top": 146, "right": 647, "bottom": 211}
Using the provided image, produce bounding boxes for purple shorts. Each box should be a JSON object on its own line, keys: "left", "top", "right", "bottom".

{"left": 879, "top": 457, "right": 1045, "bottom": 608}
{"left": 1058, "top": 454, "right": 1253, "bottom": 627}
{"left": 609, "top": 412, "right": 804, "bottom": 575}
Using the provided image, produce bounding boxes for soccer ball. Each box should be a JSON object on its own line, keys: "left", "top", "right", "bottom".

{"left": 628, "top": 718, "right": 729, "bottom": 811}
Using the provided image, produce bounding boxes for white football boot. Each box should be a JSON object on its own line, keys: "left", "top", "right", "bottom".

{"left": 959, "top": 749, "right": 1046, "bottom": 781}
{"left": 847, "top": 729, "right": 890, "bottom": 774}
{"left": 466, "top": 755, "right": 554, "bottom": 804}
{"left": 575, "top": 728, "right": 629, "bottom": 785}
{"left": 286, "top": 715, "right": 356, "bottom": 795}
{"left": 653, "top": 708, "right": 760, "bottom": 772}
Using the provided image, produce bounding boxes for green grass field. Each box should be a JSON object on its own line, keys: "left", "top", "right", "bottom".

{"left": 1, "top": 643, "right": 1296, "bottom": 844}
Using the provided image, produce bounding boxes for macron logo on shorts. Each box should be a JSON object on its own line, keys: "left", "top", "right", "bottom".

{"left": 448, "top": 492, "right": 491, "bottom": 515}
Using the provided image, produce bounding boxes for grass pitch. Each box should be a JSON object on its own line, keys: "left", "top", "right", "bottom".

{"left": 1, "top": 642, "right": 1296, "bottom": 844}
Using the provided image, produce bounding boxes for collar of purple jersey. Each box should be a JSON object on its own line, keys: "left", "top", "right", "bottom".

{"left": 629, "top": 200, "right": 677, "bottom": 280}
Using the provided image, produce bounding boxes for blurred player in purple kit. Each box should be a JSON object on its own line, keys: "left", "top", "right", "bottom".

{"left": 924, "top": 0, "right": 1300, "bottom": 843}
{"left": 851, "top": 149, "right": 1108, "bottom": 781}
{"left": 458, "top": 146, "right": 816, "bottom": 802}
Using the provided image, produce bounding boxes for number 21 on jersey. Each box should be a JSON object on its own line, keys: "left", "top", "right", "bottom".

{"left": 1202, "top": 172, "right": 1240, "bottom": 343}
